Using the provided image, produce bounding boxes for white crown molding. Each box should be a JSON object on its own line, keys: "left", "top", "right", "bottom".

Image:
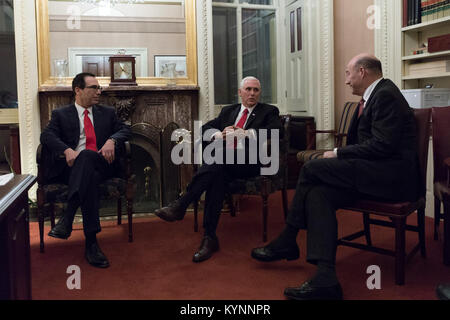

{"left": 14, "top": 0, "right": 40, "bottom": 182}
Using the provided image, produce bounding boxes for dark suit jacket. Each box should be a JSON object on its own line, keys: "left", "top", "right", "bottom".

{"left": 40, "top": 104, "right": 131, "bottom": 181}
{"left": 337, "top": 79, "right": 420, "bottom": 201}
{"left": 200, "top": 102, "right": 282, "bottom": 170}
{"left": 202, "top": 102, "right": 282, "bottom": 138}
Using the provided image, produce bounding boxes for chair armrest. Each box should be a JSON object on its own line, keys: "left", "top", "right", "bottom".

{"left": 313, "top": 129, "right": 337, "bottom": 134}
{"left": 36, "top": 144, "right": 44, "bottom": 185}
{"left": 445, "top": 157, "right": 450, "bottom": 188}
{"left": 306, "top": 129, "right": 338, "bottom": 149}
{"left": 36, "top": 144, "right": 43, "bottom": 165}
{"left": 334, "top": 133, "right": 348, "bottom": 148}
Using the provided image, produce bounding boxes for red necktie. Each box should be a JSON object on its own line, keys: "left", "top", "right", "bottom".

{"left": 235, "top": 108, "right": 249, "bottom": 129}
{"left": 357, "top": 99, "right": 365, "bottom": 118}
{"left": 84, "top": 109, "right": 97, "bottom": 151}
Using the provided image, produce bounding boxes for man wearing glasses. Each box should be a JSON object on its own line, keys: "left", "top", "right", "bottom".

{"left": 40, "top": 73, "right": 131, "bottom": 268}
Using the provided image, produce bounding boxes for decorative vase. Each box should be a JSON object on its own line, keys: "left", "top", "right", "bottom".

{"left": 54, "top": 59, "right": 68, "bottom": 85}
{"left": 165, "top": 63, "right": 177, "bottom": 87}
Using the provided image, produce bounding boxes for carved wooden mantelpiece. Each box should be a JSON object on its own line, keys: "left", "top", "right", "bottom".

{"left": 38, "top": 85, "right": 199, "bottom": 131}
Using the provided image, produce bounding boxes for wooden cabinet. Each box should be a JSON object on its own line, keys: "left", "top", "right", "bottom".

{"left": 0, "top": 174, "right": 36, "bottom": 300}
{"left": 287, "top": 116, "right": 315, "bottom": 189}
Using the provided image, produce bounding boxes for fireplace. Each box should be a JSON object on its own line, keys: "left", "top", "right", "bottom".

{"left": 38, "top": 85, "right": 199, "bottom": 214}
{"left": 130, "top": 122, "right": 182, "bottom": 213}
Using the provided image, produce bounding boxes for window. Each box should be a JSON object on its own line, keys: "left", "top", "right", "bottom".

{"left": 212, "top": 0, "right": 277, "bottom": 105}
{"left": 0, "top": 0, "right": 17, "bottom": 110}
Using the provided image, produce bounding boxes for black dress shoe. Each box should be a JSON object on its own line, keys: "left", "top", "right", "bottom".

{"left": 48, "top": 222, "right": 71, "bottom": 240}
{"left": 192, "top": 236, "right": 219, "bottom": 263}
{"left": 251, "top": 243, "right": 299, "bottom": 262}
{"left": 284, "top": 281, "right": 343, "bottom": 300}
{"left": 154, "top": 201, "right": 186, "bottom": 222}
{"left": 85, "top": 242, "right": 110, "bottom": 268}
{"left": 436, "top": 283, "right": 450, "bottom": 300}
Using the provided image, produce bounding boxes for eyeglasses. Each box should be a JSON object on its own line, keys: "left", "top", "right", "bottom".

{"left": 85, "top": 85, "right": 103, "bottom": 91}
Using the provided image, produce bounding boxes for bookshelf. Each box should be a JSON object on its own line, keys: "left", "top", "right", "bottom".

{"left": 401, "top": 12, "right": 450, "bottom": 89}
{"left": 397, "top": 0, "right": 450, "bottom": 220}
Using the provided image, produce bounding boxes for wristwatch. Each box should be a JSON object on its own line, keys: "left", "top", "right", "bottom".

{"left": 110, "top": 138, "right": 117, "bottom": 145}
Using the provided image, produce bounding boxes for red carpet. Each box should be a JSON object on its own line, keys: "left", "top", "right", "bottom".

{"left": 30, "top": 191, "right": 449, "bottom": 300}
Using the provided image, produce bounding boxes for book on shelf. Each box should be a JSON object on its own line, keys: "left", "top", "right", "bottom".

{"left": 407, "top": 59, "right": 450, "bottom": 76}
{"left": 405, "top": 0, "right": 423, "bottom": 26}
{"left": 428, "top": 33, "right": 450, "bottom": 53}
{"left": 404, "top": 0, "right": 410, "bottom": 27}
{"left": 408, "top": 0, "right": 414, "bottom": 26}
{"left": 418, "top": 0, "right": 423, "bottom": 23}
{"left": 429, "top": 0, "right": 437, "bottom": 21}
{"left": 437, "top": 0, "right": 445, "bottom": 18}
{"left": 433, "top": 0, "right": 438, "bottom": 20}
{"left": 415, "top": 0, "right": 422, "bottom": 24}
{"left": 421, "top": 0, "right": 428, "bottom": 22}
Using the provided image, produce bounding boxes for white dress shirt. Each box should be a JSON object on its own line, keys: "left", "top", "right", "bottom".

{"left": 234, "top": 104, "right": 255, "bottom": 128}
{"left": 74, "top": 102, "right": 94, "bottom": 152}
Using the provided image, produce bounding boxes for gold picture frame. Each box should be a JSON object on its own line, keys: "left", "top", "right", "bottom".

{"left": 35, "top": 0, "right": 198, "bottom": 87}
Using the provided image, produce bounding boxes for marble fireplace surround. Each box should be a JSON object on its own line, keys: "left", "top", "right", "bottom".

{"left": 38, "top": 85, "right": 199, "bottom": 208}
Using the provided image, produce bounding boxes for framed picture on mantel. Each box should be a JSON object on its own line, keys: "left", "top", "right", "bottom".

{"left": 154, "top": 55, "right": 186, "bottom": 78}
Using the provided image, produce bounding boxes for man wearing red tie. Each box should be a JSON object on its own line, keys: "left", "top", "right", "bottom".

{"left": 40, "top": 73, "right": 131, "bottom": 268}
{"left": 154, "top": 76, "right": 282, "bottom": 262}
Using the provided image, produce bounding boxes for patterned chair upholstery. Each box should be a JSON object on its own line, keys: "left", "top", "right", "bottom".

{"left": 193, "top": 115, "right": 291, "bottom": 242}
{"left": 297, "top": 102, "right": 358, "bottom": 163}
{"left": 36, "top": 141, "right": 136, "bottom": 253}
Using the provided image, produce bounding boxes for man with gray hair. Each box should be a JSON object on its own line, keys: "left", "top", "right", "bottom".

{"left": 154, "top": 76, "right": 282, "bottom": 262}
{"left": 252, "top": 54, "right": 421, "bottom": 300}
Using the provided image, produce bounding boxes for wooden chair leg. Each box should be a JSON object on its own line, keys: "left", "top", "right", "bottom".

{"left": 443, "top": 199, "right": 450, "bottom": 266}
{"left": 127, "top": 198, "right": 133, "bottom": 242}
{"left": 194, "top": 200, "right": 198, "bottom": 232}
{"left": 262, "top": 194, "right": 268, "bottom": 242}
{"left": 227, "top": 194, "right": 236, "bottom": 217}
{"left": 281, "top": 188, "right": 288, "bottom": 220}
{"left": 38, "top": 205, "right": 45, "bottom": 253}
{"left": 417, "top": 207, "right": 427, "bottom": 258}
{"left": 117, "top": 198, "right": 122, "bottom": 225}
{"left": 50, "top": 203, "right": 55, "bottom": 229}
{"left": 363, "top": 212, "right": 372, "bottom": 246}
{"left": 394, "top": 217, "right": 406, "bottom": 285}
{"left": 435, "top": 196, "right": 441, "bottom": 240}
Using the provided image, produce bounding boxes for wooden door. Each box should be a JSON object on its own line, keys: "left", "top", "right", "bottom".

{"left": 81, "top": 56, "right": 110, "bottom": 77}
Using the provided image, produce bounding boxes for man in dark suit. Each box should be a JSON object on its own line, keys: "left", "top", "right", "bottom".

{"left": 251, "top": 54, "right": 421, "bottom": 300}
{"left": 40, "top": 73, "right": 131, "bottom": 268}
{"left": 154, "top": 76, "right": 282, "bottom": 262}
